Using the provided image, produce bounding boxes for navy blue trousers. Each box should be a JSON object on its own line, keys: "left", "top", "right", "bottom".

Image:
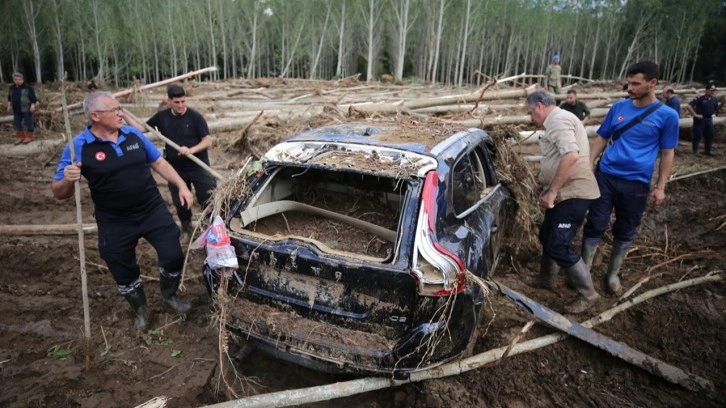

{"left": 539, "top": 198, "right": 593, "bottom": 268}
{"left": 13, "top": 112, "right": 34, "bottom": 131}
{"left": 583, "top": 170, "right": 649, "bottom": 248}
{"left": 692, "top": 118, "right": 715, "bottom": 154}
{"left": 97, "top": 203, "right": 183, "bottom": 286}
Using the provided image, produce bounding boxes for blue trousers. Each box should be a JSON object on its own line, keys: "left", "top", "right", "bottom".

{"left": 539, "top": 198, "right": 593, "bottom": 268}
{"left": 13, "top": 112, "right": 34, "bottom": 131}
{"left": 583, "top": 170, "right": 649, "bottom": 247}
{"left": 97, "top": 204, "right": 183, "bottom": 286}
{"left": 692, "top": 118, "right": 715, "bottom": 154}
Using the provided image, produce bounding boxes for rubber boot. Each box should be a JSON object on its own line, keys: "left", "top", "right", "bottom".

{"left": 22, "top": 130, "right": 33, "bottom": 144}
{"left": 580, "top": 242, "right": 599, "bottom": 271}
{"left": 563, "top": 259, "right": 600, "bottom": 314}
{"left": 120, "top": 282, "right": 149, "bottom": 332}
{"left": 179, "top": 220, "right": 193, "bottom": 243}
{"left": 524, "top": 253, "right": 559, "bottom": 290}
{"left": 14, "top": 131, "right": 24, "bottom": 145}
{"left": 160, "top": 268, "right": 191, "bottom": 313}
{"left": 606, "top": 245, "right": 629, "bottom": 295}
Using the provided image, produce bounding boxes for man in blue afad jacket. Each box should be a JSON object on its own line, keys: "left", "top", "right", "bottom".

{"left": 581, "top": 61, "right": 679, "bottom": 296}
{"left": 685, "top": 82, "right": 720, "bottom": 156}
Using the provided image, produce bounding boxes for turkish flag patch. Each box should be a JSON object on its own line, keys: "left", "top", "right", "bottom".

{"left": 617, "top": 115, "right": 625, "bottom": 122}
{"left": 95, "top": 151, "right": 106, "bottom": 161}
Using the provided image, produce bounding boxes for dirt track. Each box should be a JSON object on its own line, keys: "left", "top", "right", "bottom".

{"left": 1, "top": 82, "right": 725, "bottom": 407}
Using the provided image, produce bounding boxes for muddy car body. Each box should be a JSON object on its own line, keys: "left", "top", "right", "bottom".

{"left": 203, "top": 123, "right": 511, "bottom": 377}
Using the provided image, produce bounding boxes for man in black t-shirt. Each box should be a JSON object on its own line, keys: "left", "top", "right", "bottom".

{"left": 146, "top": 85, "right": 217, "bottom": 241}
{"left": 559, "top": 90, "right": 591, "bottom": 125}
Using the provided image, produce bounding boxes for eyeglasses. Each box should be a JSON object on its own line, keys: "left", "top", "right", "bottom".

{"left": 94, "top": 107, "right": 124, "bottom": 115}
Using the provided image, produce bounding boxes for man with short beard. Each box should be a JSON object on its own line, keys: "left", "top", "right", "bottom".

{"left": 581, "top": 61, "right": 679, "bottom": 296}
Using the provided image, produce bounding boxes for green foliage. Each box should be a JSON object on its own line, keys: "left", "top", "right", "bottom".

{"left": 47, "top": 344, "right": 72, "bottom": 360}
{"left": 1, "top": 0, "right": 723, "bottom": 84}
{"left": 139, "top": 329, "right": 173, "bottom": 346}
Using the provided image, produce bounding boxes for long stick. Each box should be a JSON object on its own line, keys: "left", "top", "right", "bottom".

{"left": 61, "top": 73, "right": 92, "bottom": 370}
{"left": 201, "top": 272, "right": 722, "bottom": 408}
{"left": 122, "top": 109, "right": 225, "bottom": 181}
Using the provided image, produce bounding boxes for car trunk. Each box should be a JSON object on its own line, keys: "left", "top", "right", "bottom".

{"left": 225, "top": 164, "right": 423, "bottom": 362}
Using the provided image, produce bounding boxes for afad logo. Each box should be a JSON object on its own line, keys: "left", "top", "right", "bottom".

{"left": 617, "top": 115, "right": 625, "bottom": 122}
{"left": 95, "top": 151, "right": 106, "bottom": 161}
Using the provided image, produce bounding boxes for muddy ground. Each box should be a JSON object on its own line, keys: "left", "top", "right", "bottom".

{"left": 1, "top": 81, "right": 725, "bottom": 408}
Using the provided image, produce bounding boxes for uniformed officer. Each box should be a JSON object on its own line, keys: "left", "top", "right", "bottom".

{"left": 52, "top": 91, "right": 194, "bottom": 332}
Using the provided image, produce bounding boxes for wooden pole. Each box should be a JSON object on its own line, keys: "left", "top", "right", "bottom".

{"left": 61, "top": 73, "right": 92, "bottom": 370}
{"left": 200, "top": 273, "right": 722, "bottom": 408}
{"left": 122, "top": 109, "right": 225, "bottom": 181}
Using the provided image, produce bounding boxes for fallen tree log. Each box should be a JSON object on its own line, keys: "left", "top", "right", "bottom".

{"left": 0, "top": 223, "right": 98, "bottom": 235}
{"left": 58, "top": 66, "right": 219, "bottom": 111}
{"left": 0, "top": 139, "right": 66, "bottom": 157}
{"left": 200, "top": 273, "right": 722, "bottom": 408}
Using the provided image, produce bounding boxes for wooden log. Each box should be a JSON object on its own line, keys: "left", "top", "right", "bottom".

{"left": 0, "top": 223, "right": 98, "bottom": 235}
{"left": 59, "top": 66, "right": 219, "bottom": 111}
{"left": 447, "top": 117, "right": 726, "bottom": 144}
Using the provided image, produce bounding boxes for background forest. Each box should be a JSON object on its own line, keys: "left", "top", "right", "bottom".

{"left": 2, "top": 0, "right": 725, "bottom": 87}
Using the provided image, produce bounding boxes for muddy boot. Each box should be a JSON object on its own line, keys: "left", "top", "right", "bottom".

{"left": 606, "top": 244, "right": 630, "bottom": 295}
{"left": 524, "top": 253, "right": 559, "bottom": 290}
{"left": 580, "top": 241, "right": 599, "bottom": 271}
{"left": 179, "top": 220, "right": 192, "bottom": 243}
{"left": 22, "top": 130, "right": 33, "bottom": 144}
{"left": 119, "top": 281, "right": 149, "bottom": 332}
{"left": 14, "top": 131, "right": 24, "bottom": 145}
{"left": 160, "top": 268, "right": 191, "bottom": 313}
{"left": 564, "top": 259, "right": 600, "bottom": 314}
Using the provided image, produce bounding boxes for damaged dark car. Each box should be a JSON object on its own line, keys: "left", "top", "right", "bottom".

{"left": 203, "top": 122, "right": 512, "bottom": 377}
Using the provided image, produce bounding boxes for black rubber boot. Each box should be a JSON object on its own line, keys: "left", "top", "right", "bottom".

{"left": 160, "top": 268, "right": 191, "bottom": 313}
{"left": 564, "top": 259, "right": 600, "bottom": 314}
{"left": 606, "top": 245, "right": 629, "bottom": 295}
{"left": 524, "top": 253, "right": 559, "bottom": 290}
{"left": 120, "top": 281, "right": 149, "bottom": 331}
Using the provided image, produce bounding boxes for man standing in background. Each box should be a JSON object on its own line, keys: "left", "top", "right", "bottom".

{"left": 663, "top": 86, "right": 680, "bottom": 115}
{"left": 544, "top": 55, "right": 562, "bottom": 94}
{"left": 7, "top": 72, "right": 38, "bottom": 145}
{"left": 559, "top": 90, "right": 591, "bottom": 124}
{"left": 685, "top": 82, "right": 719, "bottom": 156}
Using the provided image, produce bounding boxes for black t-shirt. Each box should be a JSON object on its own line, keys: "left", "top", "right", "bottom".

{"left": 147, "top": 108, "right": 211, "bottom": 170}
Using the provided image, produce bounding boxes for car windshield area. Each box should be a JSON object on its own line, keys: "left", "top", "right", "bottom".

{"left": 234, "top": 165, "right": 410, "bottom": 261}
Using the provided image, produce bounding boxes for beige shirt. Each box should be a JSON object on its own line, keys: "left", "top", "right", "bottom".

{"left": 539, "top": 108, "right": 600, "bottom": 202}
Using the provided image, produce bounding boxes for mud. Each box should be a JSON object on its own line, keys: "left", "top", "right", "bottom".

{"left": 1, "top": 86, "right": 725, "bottom": 407}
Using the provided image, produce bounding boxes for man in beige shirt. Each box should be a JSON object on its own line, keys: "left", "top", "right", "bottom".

{"left": 524, "top": 90, "right": 601, "bottom": 314}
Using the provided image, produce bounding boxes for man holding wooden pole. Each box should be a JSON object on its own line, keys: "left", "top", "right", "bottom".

{"left": 129, "top": 85, "right": 216, "bottom": 242}
{"left": 51, "top": 91, "right": 194, "bottom": 332}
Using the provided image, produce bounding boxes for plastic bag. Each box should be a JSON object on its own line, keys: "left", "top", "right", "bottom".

{"left": 194, "top": 215, "right": 239, "bottom": 269}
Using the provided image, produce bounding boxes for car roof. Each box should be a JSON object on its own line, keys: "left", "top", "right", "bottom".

{"left": 284, "top": 122, "right": 476, "bottom": 155}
